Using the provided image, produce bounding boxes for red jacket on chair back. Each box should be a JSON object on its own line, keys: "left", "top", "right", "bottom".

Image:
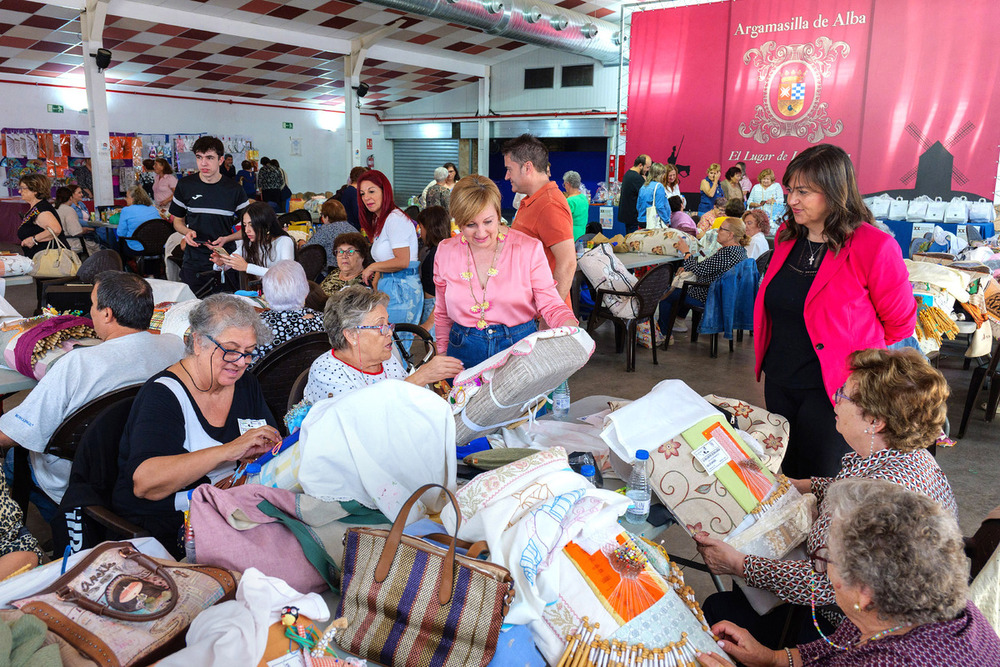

{"left": 753, "top": 222, "right": 917, "bottom": 404}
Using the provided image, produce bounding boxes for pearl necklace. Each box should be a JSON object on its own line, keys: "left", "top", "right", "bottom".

{"left": 460, "top": 230, "right": 506, "bottom": 330}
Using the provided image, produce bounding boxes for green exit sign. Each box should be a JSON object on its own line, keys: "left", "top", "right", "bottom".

{"left": 282, "top": 122, "right": 293, "bottom": 129}
{"left": 47, "top": 104, "right": 64, "bottom": 113}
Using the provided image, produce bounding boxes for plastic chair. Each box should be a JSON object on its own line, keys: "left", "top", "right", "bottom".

{"left": 958, "top": 340, "right": 1000, "bottom": 439}
{"left": 58, "top": 391, "right": 150, "bottom": 553}
{"left": 287, "top": 368, "right": 310, "bottom": 413}
{"left": 295, "top": 245, "right": 327, "bottom": 282}
{"left": 250, "top": 331, "right": 331, "bottom": 431}
{"left": 755, "top": 249, "right": 773, "bottom": 276}
{"left": 586, "top": 262, "right": 677, "bottom": 372}
{"left": 392, "top": 323, "right": 436, "bottom": 373}
{"left": 11, "top": 383, "right": 144, "bottom": 517}
{"left": 119, "top": 219, "right": 173, "bottom": 278}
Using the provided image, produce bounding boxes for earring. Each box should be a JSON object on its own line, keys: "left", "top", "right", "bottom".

{"left": 868, "top": 429, "right": 876, "bottom": 458}
{"left": 853, "top": 603, "right": 861, "bottom": 611}
{"left": 459, "top": 235, "right": 467, "bottom": 245}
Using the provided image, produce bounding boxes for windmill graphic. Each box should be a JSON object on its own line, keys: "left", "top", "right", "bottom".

{"left": 875, "top": 121, "right": 980, "bottom": 200}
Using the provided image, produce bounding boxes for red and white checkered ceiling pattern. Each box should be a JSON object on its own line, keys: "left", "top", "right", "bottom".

{"left": 0, "top": 0, "right": 622, "bottom": 110}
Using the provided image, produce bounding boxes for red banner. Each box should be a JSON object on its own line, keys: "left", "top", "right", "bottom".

{"left": 627, "top": 0, "right": 1000, "bottom": 200}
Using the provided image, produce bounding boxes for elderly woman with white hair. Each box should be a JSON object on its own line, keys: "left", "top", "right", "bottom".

{"left": 699, "top": 478, "right": 1000, "bottom": 666}
{"left": 303, "top": 285, "right": 462, "bottom": 403}
{"left": 563, "top": 170, "right": 588, "bottom": 240}
{"left": 113, "top": 294, "right": 281, "bottom": 557}
{"left": 424, "top": 166, "right": 452, "bottom": 213}
{"left": 250, "top": 259, "right": 325, "bottom": 365}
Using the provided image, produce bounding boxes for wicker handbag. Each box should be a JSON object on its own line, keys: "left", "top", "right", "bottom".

{"left": 12, "top": 541, "right": 237, "bottom": 667}
{"left": 337, "top": 483, "right": 515, "bottom": 667}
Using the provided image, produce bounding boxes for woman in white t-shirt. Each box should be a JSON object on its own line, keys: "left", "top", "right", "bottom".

{"left": 357, "top": 170, "right": 422, "bottom": 325}
{"left": 212, "top": 201, "right": 295, "bottom": 279}
{"left": 742, "top": 209, "right": 771, "bottom": 260}
{"left": 663, "top": 163, "right": 686, "bottom": 209}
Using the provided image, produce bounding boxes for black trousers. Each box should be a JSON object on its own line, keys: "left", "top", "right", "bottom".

{"left": 764, "top": 380, "right": 851, "bottom": 479}
{"left": 702, "top": 586, "right": 835, "bottom": 652}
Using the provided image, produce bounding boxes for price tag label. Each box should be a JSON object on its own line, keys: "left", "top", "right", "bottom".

{"left": 238, "top": 418, "right": 268, "bottom": 435}
{"left": 692, "top": 437, "right": 732, "bottom": 475}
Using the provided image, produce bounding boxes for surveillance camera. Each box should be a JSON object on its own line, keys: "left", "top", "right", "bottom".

{"left": 92, "top": 48, "right": 112, "bottom": 71}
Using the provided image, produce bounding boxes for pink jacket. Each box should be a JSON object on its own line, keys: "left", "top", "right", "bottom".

{"left": 754, "top": 223, "right": 916, "bottom": 403}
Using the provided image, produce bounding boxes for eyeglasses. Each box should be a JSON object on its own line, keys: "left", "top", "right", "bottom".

{"left": 336, "top": 248, "right": 358, "bottom": 256}
{"left": 808, "top": 547, "right": 834, "bottom": 574}
{"left": 206, "top": 334, "right": 262, "bottom": 363}
{"left": 354, "top": 323, "right": 394, "bottom": 336}
{"left": 719, "top": 227, "right": 733, "bottom": 235}
{"left": 833, "top": 384, "right": 856, "bottom": 405}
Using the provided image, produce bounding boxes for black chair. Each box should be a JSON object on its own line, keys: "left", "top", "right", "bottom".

{"left": 11, "top": 383, "right": 144, "bottom": 518}
{"left": 279, "top": 210, "right": 312, "bottom": 225}
{"left": 295, "top": 245, "right": 327, "bottom": 283}
{"left": 287, "top": 368, "right": 310, "bottom": 413}
{"left": 586, "top": 262, "right": 677, "bottom": 372}
{"left": 755, "top": 249, "right": 773, "bottom": 276}
{"left": 36, "top": 249, "right": 122, "bottom": 312}
{"left": 119, "top": 219, "right": 173, "bottom": 278}
{"left": 59, "top": 392, "right": 150, "bottom": 553}
{"left": 250, "top": 331, "right": 331, "bottom": 431}
{"left": 958, "top": 340, "right": 1000, "bottom": 438}
{"left": 392, "top": 323, "right": 436, "bottom": 373}
{"left": 965, "top": 506, "right": 1000, "bottom": 580}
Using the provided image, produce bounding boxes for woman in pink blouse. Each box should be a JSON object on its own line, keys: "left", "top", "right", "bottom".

{"left": 433, "top": 175, "right": 577, "bottom": 369}
{"left": 152, "top": 158, "right": 178, "bottom": 210}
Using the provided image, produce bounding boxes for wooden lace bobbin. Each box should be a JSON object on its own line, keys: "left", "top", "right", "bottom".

{"left": 557, "top": 617, "right": 589, "bottom": 667}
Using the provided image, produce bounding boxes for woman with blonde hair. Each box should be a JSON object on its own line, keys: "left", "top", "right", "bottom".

{"left": 433, "top": 174, "right": 577, "bottom": 369}
{"left": 698, "top": 162, "right": 722, "bottom": 215}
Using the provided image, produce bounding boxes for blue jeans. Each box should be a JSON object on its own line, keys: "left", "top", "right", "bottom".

{"left": 657, "top": 289, "right": 705, "bottom": 333}
{"left": 379, "top": 265, "right": 423, "bottom": 325}
{"left": 447, "top": 320, "right": 537, "bottom": 370}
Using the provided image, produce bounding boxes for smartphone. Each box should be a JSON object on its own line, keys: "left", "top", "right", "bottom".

{"left": 214, "top": 246, "right": 231, "bottom": 258}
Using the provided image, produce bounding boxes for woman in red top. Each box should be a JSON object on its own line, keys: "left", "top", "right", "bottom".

{"left": 753, "top": 144, "right": 915, "bottom": 479}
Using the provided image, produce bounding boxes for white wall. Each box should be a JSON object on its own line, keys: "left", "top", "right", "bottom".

{"left": 0, "top": 80, "right": 347, "bottom": 194}
{"left": 490, "top": 49, "right": 619, "bottom": 114}
{"left": 383, "top": 83, "right": 478, "bottom": 120}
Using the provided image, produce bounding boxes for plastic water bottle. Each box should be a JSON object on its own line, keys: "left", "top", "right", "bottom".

{"left": 580, "top": 464, "right": 597, "bottom": 486}
{"left": 623, "top": 450, "right": 651, "bottom": 525}
{"left": 552, "top": 381, "right": 571, "bottom": 420}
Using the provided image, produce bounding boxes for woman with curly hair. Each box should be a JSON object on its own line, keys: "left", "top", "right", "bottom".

{"left": 696, "top": 348, "right": 957, "bottom": 650}
{"left": 699, "top": 478, "right": 1000, "bottom": 666}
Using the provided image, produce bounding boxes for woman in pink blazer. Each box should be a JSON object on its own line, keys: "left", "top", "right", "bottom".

{"left": 753, "top": 144, "right": 916, "bottom": 479}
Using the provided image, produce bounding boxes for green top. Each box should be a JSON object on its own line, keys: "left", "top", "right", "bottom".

{"left": 567, "top": 193, "right": 589, "bottom": 241}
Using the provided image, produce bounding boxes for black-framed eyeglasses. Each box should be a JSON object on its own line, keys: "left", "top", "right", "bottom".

{"left": 833, "top": 384, "right": 856, "bottom": 405}
{"left": 808, "top": 547, "right": 834, "bottom": 574}
{"left": 206, "top": 334, "right": 262, "bottom": 363}
{"left": 336, "top": 248, "right": 358, "bottom": 256}
{"left": 355, "top": 323, "right": 394, "bottom": 336}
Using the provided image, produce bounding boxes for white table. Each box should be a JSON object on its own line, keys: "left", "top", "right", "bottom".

{"left": 614, "top": 252, "right": 684, "bottom": 271}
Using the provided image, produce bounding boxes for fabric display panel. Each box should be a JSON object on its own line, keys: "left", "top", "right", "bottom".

{"left": 601, "top": 380, "right": 810, "bottom": 553}
{"left": 436, "top": 447, "right": 728, "bottom": 665}
{"left": 0, "top": 314, "right": 99, "bottom": 380}
{"left": 446, "top": 327, "right": 595, "bottom": 445}
{"left": 1, "top": 128, "right": 89, "bottom": 195}
{"left": 623, "top": 228, "right": 699, "bottom": 257}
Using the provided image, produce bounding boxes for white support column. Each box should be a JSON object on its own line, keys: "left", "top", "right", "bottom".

{"left": 80, "top": 0, "right": 113, "bottom": 206}
{"left": 477, "top": 71, "right": 490, "bottom": 176}
{"left": 343, "top": 54, "right": 361, "bottom": 169}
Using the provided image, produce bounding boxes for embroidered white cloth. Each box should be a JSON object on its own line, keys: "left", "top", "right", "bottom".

{"left": 297, "top": 379, "right": 457, "bottom": 521}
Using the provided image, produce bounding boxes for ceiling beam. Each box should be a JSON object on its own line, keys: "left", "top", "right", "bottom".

{"left": 46, "top": 0, "right": 488, "bottom": 78}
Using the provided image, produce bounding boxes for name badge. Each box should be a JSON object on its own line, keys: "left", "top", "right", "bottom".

{"left": 238, "top": 418, "right": 268, "bottom": 435}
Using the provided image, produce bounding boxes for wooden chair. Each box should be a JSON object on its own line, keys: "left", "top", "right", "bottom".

{"left": 958, "top": 340, "right": 1000, "bottom": 438}
{"left": 119, "top": 219, "right": 173, "bottom": 278}
{"left": 11, "top": 383, "right": 144, "bottom": 516}
{"left": 59, "top": 392, "right": 150, "bottom": 553}
{"left": 250, "top": 331, "right": 330, "bottom": 431}
{"left": 586, "top": 262, "right": 677, "bottom": 372}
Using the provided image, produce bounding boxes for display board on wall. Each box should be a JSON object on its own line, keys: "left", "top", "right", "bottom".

{"left": 626, "top": 0, "right": 1000, "bottom": 201}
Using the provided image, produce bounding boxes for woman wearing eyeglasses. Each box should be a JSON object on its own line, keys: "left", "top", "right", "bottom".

{"left": 698, "top": 478, "right": 1000, "bottom": 667}
{"left": 302, "top": 286, "right": 462, "bottom": 403}
{"left": 320, "top": 232, "right": 370, "bottom": 295}
{"left": 113, "top": 295, "right": 281, "bottom": 557}
{"left": 695, "top": 348, "right": 956, "bottom": 652}
{"left": 754, "top": 145, "right": 915, "bottom": 480}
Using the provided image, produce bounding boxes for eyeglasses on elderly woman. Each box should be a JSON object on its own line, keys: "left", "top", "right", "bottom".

{"left": 206, "top": 334, "right": 263, "bottom": 363}
{"left": 354, "top": 323, "right": 394, "bottom": 336}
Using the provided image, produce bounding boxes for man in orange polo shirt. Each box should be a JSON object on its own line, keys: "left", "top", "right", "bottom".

{"left": 503, "top": 134, "right": 576, "bottom": 304}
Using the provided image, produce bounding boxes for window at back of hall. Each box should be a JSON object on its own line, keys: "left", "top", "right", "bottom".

{"left": 524, "top": 67, "right": 554, "bottom": 89}
{"left": 562, "top": 64, "right": 594, "bottom": 87}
